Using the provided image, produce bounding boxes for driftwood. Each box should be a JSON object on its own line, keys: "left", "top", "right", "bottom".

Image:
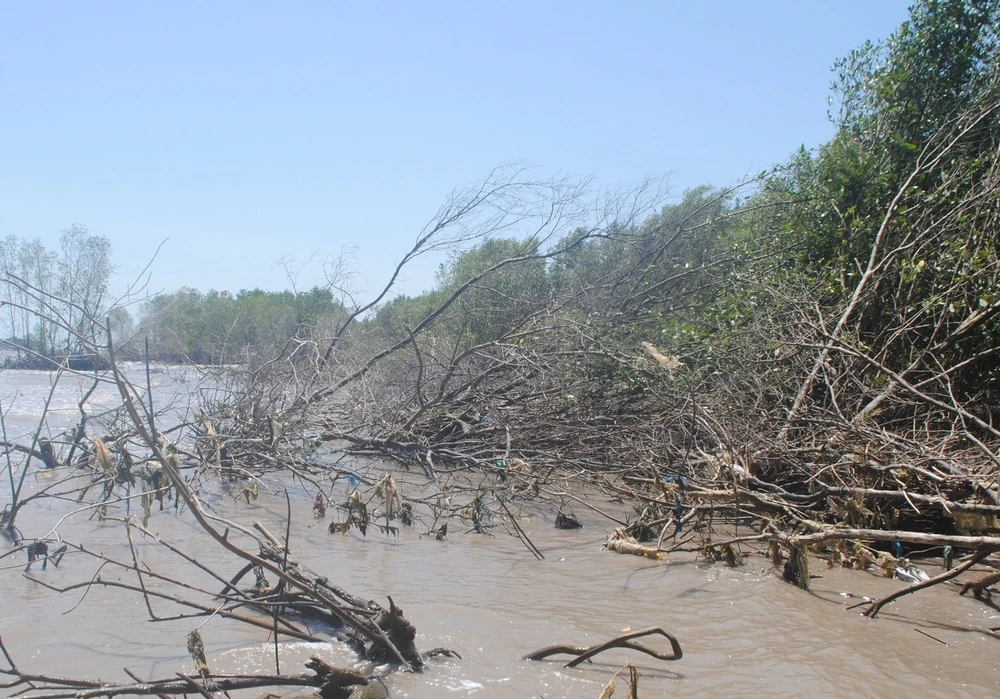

{"left": 605, "top": 529, "right": 663, "bottom": 560}
{"left": 772, "top": 528, "right": 1000, "bottom": 551}
{"left": 863, "top": 551, "right": 992, "bottom": 618}
{"left": 524, "top": 627, "right": 683, "bottom": 667}
{"left": 960, "top": 570, "right": 1000, "bottom": 598}
{"left": 3, "top": 338, "right": 440, "bottom": 699}
{"left": 818, "top": 486, "right": 1000, "bottom": 516}
{"left": 102, "top": 337, "right": 428, "bottom": 672}
{"left": 0, "top": 636, "right": 372, "bottom": 699}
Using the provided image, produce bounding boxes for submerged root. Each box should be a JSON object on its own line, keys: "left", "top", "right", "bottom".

{"left": 525, "top": 627, "right": 682, "bottom": 667}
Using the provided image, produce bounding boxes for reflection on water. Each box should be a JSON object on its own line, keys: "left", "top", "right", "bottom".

{"left": 1, "top": 368, "right": 999, "bottom": 697}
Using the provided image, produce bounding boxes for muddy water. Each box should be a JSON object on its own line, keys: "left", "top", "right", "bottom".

{"left": 2, "top": 369, "right": 999, "bottom": 697}
{"left": 0, "top": 363, "right": 204, "bottom": 443}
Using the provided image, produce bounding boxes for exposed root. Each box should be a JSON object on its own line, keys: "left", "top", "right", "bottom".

{"left": 525, "top": 627, "right": 683, "bottom": 667}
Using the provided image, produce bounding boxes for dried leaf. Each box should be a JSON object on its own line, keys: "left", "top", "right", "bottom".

{"left": 328, "top": 520, "right": 351, "bottom": 534}
{"left": 90, "top": 437, "right": 115, "bottom": 472}
{"left": 312, "top": 492, "right": 326, "bottom": 519}
{"left": 374, "top": 473, "right": 402, "bottom": 519}
{"left": 507, "top": 457, "right": 532, "bottom": 476}
{"left": 202, "top": 419, "right": 220, "bottom": 464}
{"left": 641, "top": 341, "right": 684, "bottom": 371}
{"left": 186, "top": 629, "right": 210, "bottom": 678}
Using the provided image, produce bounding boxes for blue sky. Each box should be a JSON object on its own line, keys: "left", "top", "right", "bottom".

{"left": 1, "top": 1, "right": 911, "bottom": 301}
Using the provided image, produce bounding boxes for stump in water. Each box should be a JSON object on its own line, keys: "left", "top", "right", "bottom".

{"left": 366, "top": 596, "right": 423, "bottom": 669}
{"left": 555, "top": 512, "right": 583, "bottom": 529}
{"left": 38, "top": 438, "right": 59, "bottom": 469}
{"left": 783, "top": 544, "right": 810, "bottom": 589}
{"left": 304, "top": 656, "right": 373, "bottom": 699}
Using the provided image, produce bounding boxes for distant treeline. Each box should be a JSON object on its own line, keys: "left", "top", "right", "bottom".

{"left": 136, "top": 286, "right": 345, "bottom": 363}
{"left": 1, "top": 225, "right": 346, "bottom": 365}
{"left": 1, "top": 225, "right": 124, "bottom": 360}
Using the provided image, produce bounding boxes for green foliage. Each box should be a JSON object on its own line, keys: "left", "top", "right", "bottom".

{"left": 832, "top": 0, "right": 999, "bottom": 149}
{"left": 436, "top": 237, "right": 550, "bottom": 344}
{"left": 369, "top": 291, "right": 447, "bottom": 340}
{"left": 736, "top": 0, "right": 1000, "bottom": 419}
{"left": 362, "top": 237, "right": 551, "bottom": 354}
{"left": 138, "top": 286, "right": 343, "bottom": 363}
{"left": 748, "top": 1, "right": 1000, "bottom": 288}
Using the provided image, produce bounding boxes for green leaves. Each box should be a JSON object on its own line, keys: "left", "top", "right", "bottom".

{"left": 137, "top": 285, "right": 345, "bottom": 362}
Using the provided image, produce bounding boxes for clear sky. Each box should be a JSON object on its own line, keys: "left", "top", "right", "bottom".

{"left": 1, "top": 1, "right": 912, "bottom": 301}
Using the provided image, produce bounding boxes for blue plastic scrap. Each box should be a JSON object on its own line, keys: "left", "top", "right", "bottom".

{"left": 661, "top": 475, "right": 688, "bottom": 533}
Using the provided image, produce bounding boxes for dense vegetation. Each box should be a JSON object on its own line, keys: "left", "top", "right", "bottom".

{"left": 304, "top": 0, "right": 1000, "bottom": 550}
{"left": 354, "top": 0, "right": 1000, "bottom": 441}
{"left": 369, "top": 1, "right": 1000, "bottom": 422}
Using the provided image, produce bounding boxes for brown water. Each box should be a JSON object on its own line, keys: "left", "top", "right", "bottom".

{"left": 2, "top": 369, "right": 999, "bottom": 697}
